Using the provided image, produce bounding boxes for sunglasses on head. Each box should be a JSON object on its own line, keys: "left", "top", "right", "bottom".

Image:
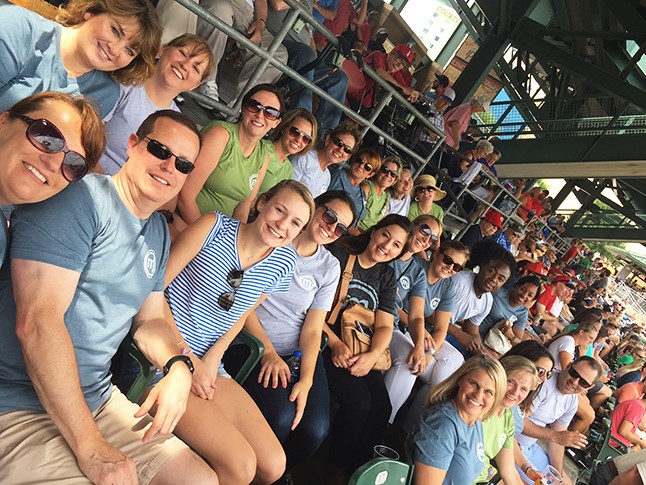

{"left": 331, "top": 136, "right": 354, "bottom": 155}
{"left": 536, "top": 367, "right": 553, "bottom": 380}
{"left": 287, "top": 126, "right": 312, "bottom": 145}
{"left": 380, "top": 166, "right": 399, "bottom": 178}
{"left": 568, "top": 366, "right": 594, "bottom": 389}
{"left": 243, "top": 98, "right": 281, "bottom": 121}
{"left": 439, "top": 251, "right": 463, "bottom": 273}
{"left": 144, "top": 137, "right": 195, "bottom": 175}
{"left": 321, "top": 206, "right": 349, "bottom": 237}
{"left": 418, "top": 223, "right": 438, "bottom": 243}
{"left": 417, "top": 186, "right": 436, "bottom": 193}
{"left": 218, "top": 269, "right": 244, "bottom": 311}
{"left": 352, "top": 157, "right": 374, "bottom": 173}
{"left": 12, "top": 113, "right": 88, "bottom": 183}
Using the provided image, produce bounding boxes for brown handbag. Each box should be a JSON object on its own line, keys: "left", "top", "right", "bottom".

{"left": 327, "top": 254, "right": 392, "bottom": 371}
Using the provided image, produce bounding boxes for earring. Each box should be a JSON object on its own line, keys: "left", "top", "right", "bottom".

{"left": 415, "top": 196, "right": 419, "bottom": 201}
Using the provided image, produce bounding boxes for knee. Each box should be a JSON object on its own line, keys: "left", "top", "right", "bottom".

{"left": 255, "top": 446, "right": 286, "bottom": 484}
{"left": 219, "top": 453, "right": 257, "bottom": 485}
{"left": 579, "top": 405, "right": 595, "bottom": 424}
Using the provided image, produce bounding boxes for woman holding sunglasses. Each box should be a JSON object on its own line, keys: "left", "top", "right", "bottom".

{"left": 323, "top": 214, "right": 412, "bottom": 483}
{"left": 162, "top": 179, "right": 315, "bottom": 484}
{"left": 0, "top": 0, "right": 162, "bottom": 119}
{"left": 0, "top": 92, "right": 104, "bottom": 265}
{"left": 258, "top": 108, "right": 317, "bottom": 195}
{"left": 177, "top": 84, "right": 284, "bottom": 225}
{"left": 408, "top": 174, "right": 447, "bottom": 223}
{"left": 358, "top": 156, "right": 402, "bottom": 231}
{"left": 292, "top": 120, "right": 361, "bottom": 199}
{"left": 225, "top": 191, "right": 356, "bottom": 479}
{"left": 329, "top": 148, "right": 382, "bottom": 232}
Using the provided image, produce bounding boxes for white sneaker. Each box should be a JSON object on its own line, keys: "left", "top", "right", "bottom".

{"left": 196, "top": 81, "right": 219, "bottom": 108}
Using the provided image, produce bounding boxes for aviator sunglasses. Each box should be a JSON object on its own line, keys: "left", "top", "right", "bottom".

{"left": 12, "top": 113, "right": 88, "bottom": 183}
{"left": 321, "top": 206, "right": 349, "bottom": 237}
{"left": 418, "top": 223, "right": 438, "bottom": 243}
{"left": 536, "top": 367, "right": 553, "bottom": 380}
{"left": 380, "top": 166, "right": 399, "bottom": 178}
{"left": 287, "top": 126, "right": 312, "bottom": 144}
{"left": 439, "top": 251, "right": 463, "bottom": 273}
{"left": 144, "top": 138, "right": 195, "bottom": 175}
{"left": 352, "top": 157, "right": 374, "bottom": 173}
{"left": 243, "top": 98, "right": 281, "bottom": 121}
{"left": 331, "top": 136, "right": 354, "bottom": 155}
{"left": 218, "top": 269, "right": 244, "bottom": 311}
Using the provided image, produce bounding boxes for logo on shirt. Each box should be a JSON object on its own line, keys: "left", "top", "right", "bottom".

{"left": 400, "top": 276, "right": 411, "bottom": 291}
{"left": 509, "top": 315, "right": 518, "bottom": 325}
{"left": 429, "top": 297, "right": 441, "bottom": 310}
{"left": 249, "top": 173, "right": 258, "bottom": 190}
{"left": 499, "top": 433, "right": 507, "bottom": 448}
{"left": 143, "top": 249, "right": 156, "bottom": 279}
{"left": 299, "top": 275, "right": 316, "bottom": 290}
{"left": 477, "top": 442, "right": 485, "bottom": 463}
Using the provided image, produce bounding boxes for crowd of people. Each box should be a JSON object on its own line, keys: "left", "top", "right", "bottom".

{"left": 0, "top": 1, "right": 645, "bottom": 485}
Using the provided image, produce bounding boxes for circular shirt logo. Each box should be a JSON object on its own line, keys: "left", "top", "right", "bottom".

{"left": 429, "top": 297, "right": 441, "bottom": 310}
{"left": 299, "top": 275, "right": 316, "bottom": 290}
{"left": 249, "top": 174, "right": 258, "bottom": 190}
{"left": 509, "top": 315, "right": 518, "bottom": 325}
{"left": 400, "top": 276, "right": 411, "bottom": 291}
{"left": 498, "top": 433, "right": 507, "bottom": 448}
{"left": 143, "top": 249, "right": 156, "bottom": 279}
{"left": 477, "top": 442, "right": 485, "bottom": 463}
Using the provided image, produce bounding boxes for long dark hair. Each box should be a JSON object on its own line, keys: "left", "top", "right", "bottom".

{"left": 315, "top": 190, "right": 357, "bottom": 222}
{"left": 334, "top": 214, "right": 413, "bottom": 258}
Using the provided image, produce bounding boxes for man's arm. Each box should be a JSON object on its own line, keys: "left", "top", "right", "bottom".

{"left": 522, "top": 418, "right": 588, "bottom": 449}
{"left": 313, "top": 0, "right": 337, "bottom": 20}
{"left": 13, "top": 259, "right": 138, "bottom": 484}
{"left": 546, "top": 422, "right": 568, "bottom": 476}
{"left": 249, "top": 0, "right": 269, "bottom": 44}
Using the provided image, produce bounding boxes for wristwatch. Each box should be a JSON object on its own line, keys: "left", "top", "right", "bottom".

{"left": 163, "top": 355, "right": 194, "bottom": 376}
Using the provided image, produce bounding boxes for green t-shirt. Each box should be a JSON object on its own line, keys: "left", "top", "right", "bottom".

{"left": 257, "top": 141, "right": 294, "bottom": 195}
{"left": 195, "top": 121, "right": 269, "bottom": 217}
{"left": 408, "top": 200, "right": 444, "bottom": 222}
{"left": 473, "top": 408, "right": 515, "bottom": 484}
{"left": 359, "top": 180, "right": 389, "bottom": 230}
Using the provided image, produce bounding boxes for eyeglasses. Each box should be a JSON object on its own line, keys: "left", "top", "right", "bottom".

{"left": 12, "top": 113, "right": 88, "bottom": 183}
{"left": 144, "top": 137, "right": 195, "bottom": 175}
{"left": 418, "top": 223, "right": 438, "bottom": 243}
{"left": 568, "top": 366, "right": 594, "bottom": 389}
{"left": 380, "top": 166, "right": 399, "bottom": 178}
{"left": 439, "top": 252, "right": 463, "bottom": 273}
{"left": 352, "top": 157, "right": 374, "bottom": 173}
{"left": 243, "top": 98, "right": 281, "bottom": 121}
{"left": 218, "top": 269, "right": 244, "bottom": 311}
{"left": 287, "top": 126, "right": 312, "bottom": 145}
{"left": 331, "top": 136, "right": 354, "bottom": 155}
{"left": 536, "top": 367, "right": 553, "bottom": 380}
{"left": 321, "top": 206, "right": 349, "bottom": 237}
{"left": 417, "top": 186, "right": 436, "bottom": 193}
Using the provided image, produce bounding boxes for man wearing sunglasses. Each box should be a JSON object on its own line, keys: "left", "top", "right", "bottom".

{"left": 517, "top": 357, "right": 603, "bottom": 485}
{"left": 0, "top": 111, "right": 219, "bottom": 483}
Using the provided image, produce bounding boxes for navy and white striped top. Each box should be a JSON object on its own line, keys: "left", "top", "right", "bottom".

{"left": 165, "top": 213, "right": 297, "bottom": 357}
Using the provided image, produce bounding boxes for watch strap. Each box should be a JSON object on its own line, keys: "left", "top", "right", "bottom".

{"left": 163, "top": 355, "right": 194, "bottom": 375}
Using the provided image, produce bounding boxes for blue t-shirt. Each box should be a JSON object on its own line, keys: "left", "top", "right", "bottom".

{"left": 312, "top": 0, "right": 339, "bottom": 25}
{"left": 166, "top": 213, "right": 297, "bottom": 358}
{"left": 0, "top": 211, "right": 7, "bottom": 266}
{"left": 0, "top": 3, "right": 118, "bottom": 118}
{"left": 413, "top": 400, "right": 485, "bottom": 485}
{"left": 479, "top": 287, "right": 529, "bottom": 338}
{"left": 328, "top": 167, "right": 367, "bottom": 226}
{"left": 512, "top": 405, "right": 525, "bottom": 436}
{"left": 420, "top": 277, "right": 457, "bottom": 326}
{"left": 493, "top": 231, "right": 512, "bottom": 251}
{"left": 0, "top": 174, "right": 169, "bottom": 413}
{"left": 390, "top": 257, "right": 426, "bottom": 325}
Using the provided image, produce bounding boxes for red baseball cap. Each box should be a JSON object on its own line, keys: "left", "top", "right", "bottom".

{"left": 392, "top": 44, "right": 414, "bottom": 66}
{"left": 483, "top": 209, "right": 504, "bottom": 229}
{"left": 524, "top": 262, "right": 548, "bottom": 277}
{"left": 553, "top": 274, "right": 576, "bottom": 288}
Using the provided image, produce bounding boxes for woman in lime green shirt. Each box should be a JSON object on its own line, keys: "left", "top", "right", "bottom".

{"left": 359, "top": 156, "right": 402, "bottom": 230}
{"left": 408, "top": 174, "right": 447, "bottom": 222}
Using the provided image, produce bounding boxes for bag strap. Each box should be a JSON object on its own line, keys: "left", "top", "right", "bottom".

{"left": 327, "top": 254, "right": 356, "bottom": 325}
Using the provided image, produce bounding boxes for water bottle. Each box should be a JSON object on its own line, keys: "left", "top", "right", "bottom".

{"left": 286, "top": 351, "right": 302, "bottom": 383}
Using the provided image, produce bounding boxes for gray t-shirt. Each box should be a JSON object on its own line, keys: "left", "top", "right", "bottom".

{"left": 479, "top": 287, "right": 529, "bottom": 338}
{"left": 328, "top": 167, "right": 367, "bottom": 226}
{"left": 255, "top": 245, "right": 340, "bottom": 355}
{"left": 0, "top": 174, "right": 170, "bottom": 413}
{"left": 100, "top": 84, "right": 179, "bottom": 175}
{"left": 291, "top": 150, "right": 330, "bottom": 198}
{"left": 266, "top": 0, "right": 313, "bottom": 44}
{"left": 0, "top": 211, "right": 7, "bottom": 267}
{"left": 391, "top": 257, "right": 426, "bottom": 325}
{"left": 420, "top": 276, "right": 457, "bottom": 328}
{"left": 449, "top": 271, "right": 493, "bottom": 326}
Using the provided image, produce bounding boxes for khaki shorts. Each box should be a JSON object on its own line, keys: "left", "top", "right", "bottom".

{"left": 0, "top": 386, "right": 188, "bottom": 484}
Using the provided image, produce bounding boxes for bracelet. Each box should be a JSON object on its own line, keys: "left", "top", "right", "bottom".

{"left": 522, "top": 464, "right": 531, "bottom": 473}
{"left": 256, "top": 18, "right": 266, "bottom": 24}
{"left": 218, "top": 335, "right": 230, "bottom": 349}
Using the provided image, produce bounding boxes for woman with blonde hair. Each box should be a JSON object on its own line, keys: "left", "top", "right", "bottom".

{"left": 0, "top": 0, "right": 162, "bottom": 118}
{"left": 386, "top": 167, "right": 413, "bottom": 216}
{"left": 411, "top": 355, "right": 507, "bottom": 484}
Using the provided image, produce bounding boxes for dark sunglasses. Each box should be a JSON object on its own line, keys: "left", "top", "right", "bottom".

{"left": 218, "top": 269, "right": 244, "bottom": 311}
{"left": 144, "top": 137, "right": 195, "bottom": 175}
{"left": 417, "top": 186, "right": 436, "bottom": 193}
{"left": 380, "top": 166, "right": 399, "bottom": 178}
{"left": 352, "top": 157, "right": 374, "bottom": 173}
{"left": 321, "top": 206, "right": 348, "bottom": 237}
{"left": 243, "top": 98, "right": 281, "bottom": 121}
{"left": 287, "top": 126, "right": 312, "bottom": 144}
{"left": 13, "top": 113, "right": 88, "bottom": 183}
{"left": 418, "top": 223, "right": 438, "bottom": 243}
{"left": 536, "top": 367, "right": 553, "bottom": 380}
{"left": 439, "top": 251, "right": 463, "bottom": 273}
{"left": 331, "top": 136, "right": 354, "bottom": 155}
{"left": 568, "top": 366, "right": 594, "bottom": 389}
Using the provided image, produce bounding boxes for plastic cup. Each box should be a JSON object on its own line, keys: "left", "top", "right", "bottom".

{"left": 542, "top": 465, "right": 563, "bottom": 485}
{"left": 373, "top": 445, "right": 399, "bottom": 460}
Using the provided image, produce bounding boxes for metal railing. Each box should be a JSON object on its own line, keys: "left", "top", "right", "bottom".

{"left": 613, "top": 280, "right": 646, "bottom": 320}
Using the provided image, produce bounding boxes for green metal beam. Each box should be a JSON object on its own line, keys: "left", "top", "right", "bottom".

{"left": 575, "top": 179, "right": 646, "bottom": 227}
{"left": 607, "top": 0, "right": 646, "bottom": 36}
{"left": 563, "top": 227, "right": 646, "bottom": 242}
{"left": 551, "top": 180, "right": 577, "bottom": 211}
{"left": 566, "top": 181, "right": 606, "bottom": 229}
{"left": 534, "top": 29, "right": 646, "bottom": 40}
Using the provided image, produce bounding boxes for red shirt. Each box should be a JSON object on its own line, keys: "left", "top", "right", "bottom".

{"left": 616, "top": 382, "right": 645, "bottom": 403}
{"left": 314, "top": 0, "right": 357, "bottom": 47}
{"left": 610, "top": 399, "right": 646, "bottom": 447}
{"left": 350, "top": 50, "right": 386, "bottom": 107}
{"left": 532, "top": 284, "right": 558, "bottom": 317}
{"left": 563, "top": 245, "right": 579, "bottom": 264}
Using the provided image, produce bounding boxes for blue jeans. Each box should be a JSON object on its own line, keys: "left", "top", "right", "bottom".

{"left": 283, "top": 39, "right": 348, "bottom": 135}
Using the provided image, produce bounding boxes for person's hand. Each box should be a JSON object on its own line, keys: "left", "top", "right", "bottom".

{"left": 136, "top": 363, "right": 192, "bottom": 443}
{"left": 407, "top": 90, "right": 420, "bottom": 103}
{"left": 347, "top": 351, "right": 379, "bottom": 377}
{"left": 408, "top": 344, "right": 427, "bottom": 376}
{"left": 451, "top": 140, "right": 460, "bottom": 150}
{"left": 524, "top": 466, "right": 542, "bottom": 482}
{"left": 423, "top": 330, "right": 436, "bottom": 353}
{"left": 424, "top": 129, "right": 439, "bottom": 142}
{"left": 456, "top": 331, "right": 480, "bottom": 352}
{"left": 289, "top": 380, "right": 312, "bottom": 430}
{"left": 77, "top": 436, "right": 137, "bottom": 485}
{"left": 258, "top": 351, "right": 291, "bottom": 389}
{"left": 330, "top": 340, "right": 354, "bottom": 368}
{"left": 190, "top": 356, "right": 217, "bottom": 400}
{"left": 554, "top": 430, "right": 588, "bottom": 449}
{"left": 247, "top": 19, "right": 264, "bottom": 45}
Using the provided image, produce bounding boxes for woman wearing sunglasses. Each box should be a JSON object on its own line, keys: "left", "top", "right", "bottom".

{"left": 292, "top": 120, "right": 361, "bottom": 199}
{"left": 358, "top": 156, "right": 402, "bottom": 231}
{"left": 328, "top": 148, "right": 381, "bottom": 232}
{"left": 0, "top": 0, "right": 162, "bottom": 119}
{"left": 323, "top": 214, "right": 412, "bottom": 483}
{"left": 224, "top": 191, "right": 356, "bottom": 480}
{"left": 411, "top": 356, "right": 507, "bottom": 485}
{"left": 0, "top": 92, "right": 104, "bottom": 265}
{"left": 177, "top": 84, "right": 284, "bottom": 225}
{"left": 386, "top": 168, "right": 413, "bottom": 217}
{"left": 258, "top": 108, "right": 317, "bottom": 195}
{"left": 408, "top": 174, "right": 447, "bottom": 223}
{"left": 162, "top": 180, "right": 315, "bottom": 484}
{"left": 383, "top": 216, "right": 443, "bottom": 424}
{"left": 99, "top": 34, "right": 214, "bottom": 175}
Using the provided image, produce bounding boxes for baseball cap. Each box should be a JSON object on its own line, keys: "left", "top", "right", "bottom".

{"left": 473, "top": 95, "right": 490, "bottom": 111}
{"left": 553, "top": 274, "right": 576, "bottom": 289}
{"left": 483, "top": 209, "right": 504, "bottom": 229}
{"left": 440, "top": 87, "right": 456, "bottom": 103}
{"left": 435, "top": 74, "right": 450, "bottom": 87}
{"left": 524, "top": 262, "right": 549, "bottom": 278}
{"left": 391, "top": 44, "right": 414, "bottom": 66}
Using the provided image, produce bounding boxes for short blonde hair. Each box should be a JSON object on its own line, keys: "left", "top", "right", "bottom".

{"left": 500, "top": 355, "right": 539, "bottom": 414}
{"left": 164, "top": 34, "right": 215, "bottom": 82}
